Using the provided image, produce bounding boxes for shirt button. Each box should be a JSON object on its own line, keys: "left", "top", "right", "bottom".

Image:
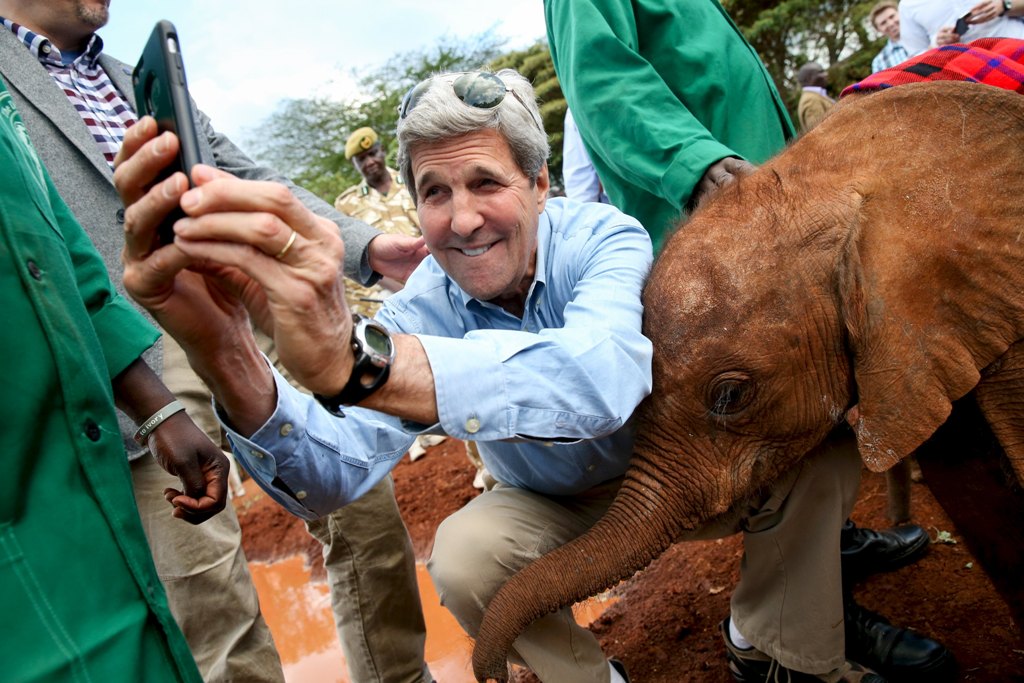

{"left": 27, "top": 260, "right": 42, "bottom": 280}
{"left": 41, "top": 43, "right": 51, "bottom": 54}
{"left": 296, "top": 490, "right": 307, "bottom": 500}
{"left": 84, "top": 419, "right": 101, "bottom": 442}
{"left": 465, "top": 417, "right": 481, "bottom": 434}
{"left": 249, "top": 449, "right": 264, "bottom": 459}
{"left": 115, "top": 208, "right": 126, "bottom": 223}
{"left": 279, "top": 423, "right": 293, "bottom": 437}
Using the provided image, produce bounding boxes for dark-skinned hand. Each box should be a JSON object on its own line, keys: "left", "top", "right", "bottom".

{"left": 691, "top": 156, "right": 757, "bottom": 209}
{"left": 146, "top": 411, "right": 230, "bottom": 524}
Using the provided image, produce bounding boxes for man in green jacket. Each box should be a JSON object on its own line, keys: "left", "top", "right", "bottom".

{"left": 0, "top": 76, "right": 226, "bottom": 682}
{"left": 545, "top": 2, "right": 954, "bottom": 681}
{"left": 544, "top": 0, "right": 794, "bottom": 252}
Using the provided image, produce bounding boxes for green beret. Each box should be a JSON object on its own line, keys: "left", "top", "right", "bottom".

{"left": 345, "top": 127, "right": 379, "bottom": 159}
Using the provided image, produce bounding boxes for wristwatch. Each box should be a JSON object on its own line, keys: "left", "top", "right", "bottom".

{"left": 1003, "top": 0, "right": 1013, "bottom": 15}
{"left": 314, "top": 314, "right": 396, "bottom": 417}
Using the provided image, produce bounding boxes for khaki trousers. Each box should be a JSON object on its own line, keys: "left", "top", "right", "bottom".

{"left": 306, "top": 476, "right": 433, "bottom": 683}
{"left": 728, "top": 430, "right": 861, "bottom": 674}
{"left": 253, "top": 331, "right": 431, "bottom": 683}
{"left": 144, "top": 336, "right": 285, "bottom": 682}
{"left": 427, "top": 431, "right": 861, "bottom": 682}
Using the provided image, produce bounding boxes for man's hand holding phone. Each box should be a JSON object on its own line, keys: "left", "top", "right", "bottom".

{"left": 936, "top": 13, "right": 971, "bottom": 45}
{"left": 941, "top": 0, "right": 1010, "bottom": 45}
{"left": 133, "top": 20, "right": 203, "bottom": 246}
{"left": 966, "top": 0, "right": 1010, "bottom": 24}
{"left": 954, "top": 12, "right": 972, "bottom": 36}
{"left": 114, "top": 116, "right": 358, "bottom": 434}
{"left": 121, "top": 21, "right": 365, "bottom": 433}
{"left": 114, "top": 116, "right": 276, "bottom": 434}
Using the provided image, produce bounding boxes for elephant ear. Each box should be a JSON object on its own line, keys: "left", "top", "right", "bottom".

{"left": 837, "top": 193, "right": 1024, "bottom": 473}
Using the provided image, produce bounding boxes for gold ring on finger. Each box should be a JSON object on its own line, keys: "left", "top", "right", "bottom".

{"left": 275, "top": 230, "right": 297, "bottom": 260}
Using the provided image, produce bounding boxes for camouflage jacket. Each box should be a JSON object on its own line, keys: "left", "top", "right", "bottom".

{"left": 334, "top": 168, "right": 420, "bottom": 316}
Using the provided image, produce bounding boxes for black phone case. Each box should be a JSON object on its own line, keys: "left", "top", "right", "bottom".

{"left": 132, "top": 20, "right": 202, "bottom": 244}
{"left": 954, "top": 14, "right": 971, "bottom": 37}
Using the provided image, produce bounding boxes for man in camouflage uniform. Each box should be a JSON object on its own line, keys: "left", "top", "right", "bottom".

{"left": 336, "top": 127, "right": 422, "bottom": 317}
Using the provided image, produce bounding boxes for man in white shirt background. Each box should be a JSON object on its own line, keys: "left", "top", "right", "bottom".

{"left": 899, "top": 0, "right": 1024, "bottom": 55}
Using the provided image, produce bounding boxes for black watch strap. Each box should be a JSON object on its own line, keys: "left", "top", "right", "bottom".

{"left": 314, "top": 314, "right": 395, "bottom": 417}
{"left": 314, "top": 365, "right": 391, "bottom": 417}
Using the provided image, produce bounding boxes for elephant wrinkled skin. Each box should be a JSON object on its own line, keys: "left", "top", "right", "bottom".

{"left": 471, "top": 81, "right": 1024, "bottom": 682}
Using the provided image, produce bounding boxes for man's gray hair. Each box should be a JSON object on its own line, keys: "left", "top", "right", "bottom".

{"left": 397, "top": 69, "right": 550, "bottom": 202}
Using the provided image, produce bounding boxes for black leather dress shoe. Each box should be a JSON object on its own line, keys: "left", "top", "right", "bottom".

{"left": 721, "top": 619, "right": 886, "bottom": 682}
{"left": 841, "top": 520, "right": 930, "bottom": 581}
{"left": 845, "top": 600, "right": 957, "bottom": 682}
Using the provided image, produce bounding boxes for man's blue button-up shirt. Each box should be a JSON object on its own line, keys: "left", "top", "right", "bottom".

{"left": 224, "top": 197, "right": 654, "bottom": 520}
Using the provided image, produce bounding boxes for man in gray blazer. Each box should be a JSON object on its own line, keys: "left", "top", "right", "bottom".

{"left": 0, "top": 2, "right": 433, "bottom": 682}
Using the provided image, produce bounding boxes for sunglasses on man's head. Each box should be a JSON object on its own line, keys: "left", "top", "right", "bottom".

{"left": 398, "top": 71, "right": 543, "bottom": 131}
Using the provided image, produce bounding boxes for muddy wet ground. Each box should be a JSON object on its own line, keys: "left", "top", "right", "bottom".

{"left": 236, "top": 438, "right": 1024, "bottom": 682}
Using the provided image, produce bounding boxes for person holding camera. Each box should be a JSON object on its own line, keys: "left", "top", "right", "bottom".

{"left": 111, "top": 61, "right": 962, "bottom": 682}
{"left": 899, "top": 0, "right": 1024, "bottom": 55}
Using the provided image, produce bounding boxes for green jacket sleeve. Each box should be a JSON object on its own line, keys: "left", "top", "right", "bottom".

{"left": 48, "top": 172, "right": 159, "bottom": 380}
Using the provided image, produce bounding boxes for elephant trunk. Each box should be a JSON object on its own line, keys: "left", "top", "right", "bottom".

{"left": 471, "top": 462, "right": 685, "bottom": 682}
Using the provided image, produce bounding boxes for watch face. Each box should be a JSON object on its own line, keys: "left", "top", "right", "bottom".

{"left": 355, "top": 317, "right": 395, "bottom": 367}
{"left": 365, "top": 325, "right": 391, "bottom": 355}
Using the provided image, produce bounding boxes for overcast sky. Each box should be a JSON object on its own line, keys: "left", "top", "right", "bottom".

{"left": 99, "top": 1, "right": 548, "bottom": 143}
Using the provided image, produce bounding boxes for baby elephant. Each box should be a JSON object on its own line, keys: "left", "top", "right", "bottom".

{"left": 471, "top": 81, "right": 1024, "bottom": 680}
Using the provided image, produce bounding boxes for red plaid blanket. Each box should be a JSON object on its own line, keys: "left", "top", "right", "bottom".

{"left": 841, "top": 38, "right": 1024, "bottom": 97}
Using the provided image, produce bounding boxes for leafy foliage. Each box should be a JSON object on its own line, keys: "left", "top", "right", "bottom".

{"left": 726, "top": 0, "right": 884, "bottom": 115}
{"left": 246, "top": 5, "right": 888, "bottom": 201}
{"left": 243, "top": 31, "right": 506, "bottom": 202}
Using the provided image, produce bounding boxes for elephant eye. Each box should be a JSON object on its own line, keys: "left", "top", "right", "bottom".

{"left": 706, "top": 373, "right": 754, "bottom": 417}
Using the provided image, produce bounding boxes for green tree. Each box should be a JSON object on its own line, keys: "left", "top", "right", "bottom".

{"left": 725, "top": 0, "right": 883, "bottom": 116}
{"left": 244, "top": 31, "right": 507, "bottom": 202}
{"left": 243, "top": 96, "right": 354, "bottom": 201}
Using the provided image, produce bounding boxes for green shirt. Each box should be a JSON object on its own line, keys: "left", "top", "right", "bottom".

{"left": 545, "top": 0, "right": 795, "bottom": 251}
{"left": 0, "top": 79, "right": 200, "bottom": 682}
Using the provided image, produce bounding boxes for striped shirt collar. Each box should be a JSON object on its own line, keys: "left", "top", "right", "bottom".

{"left": 2, "top": 17, "right": 135, "bottom": 171}
{"left": 1, "top": 17, "right": 104, "bottom": 69}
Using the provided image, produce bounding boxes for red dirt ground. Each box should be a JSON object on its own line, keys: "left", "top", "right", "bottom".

{"left": 237, "top": 438, "right": 1024, "bottom": 682}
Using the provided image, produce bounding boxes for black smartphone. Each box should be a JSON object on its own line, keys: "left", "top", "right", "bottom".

{"left": 954, "top": 12, "right": 971, "bottom": 37}
{"left": 132, "top": 20, "right": 202, "bottom": 245}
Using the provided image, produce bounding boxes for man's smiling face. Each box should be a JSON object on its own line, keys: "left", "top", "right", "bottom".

{"left": 412, "top": 128, "right": 548, "bottom": 313}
